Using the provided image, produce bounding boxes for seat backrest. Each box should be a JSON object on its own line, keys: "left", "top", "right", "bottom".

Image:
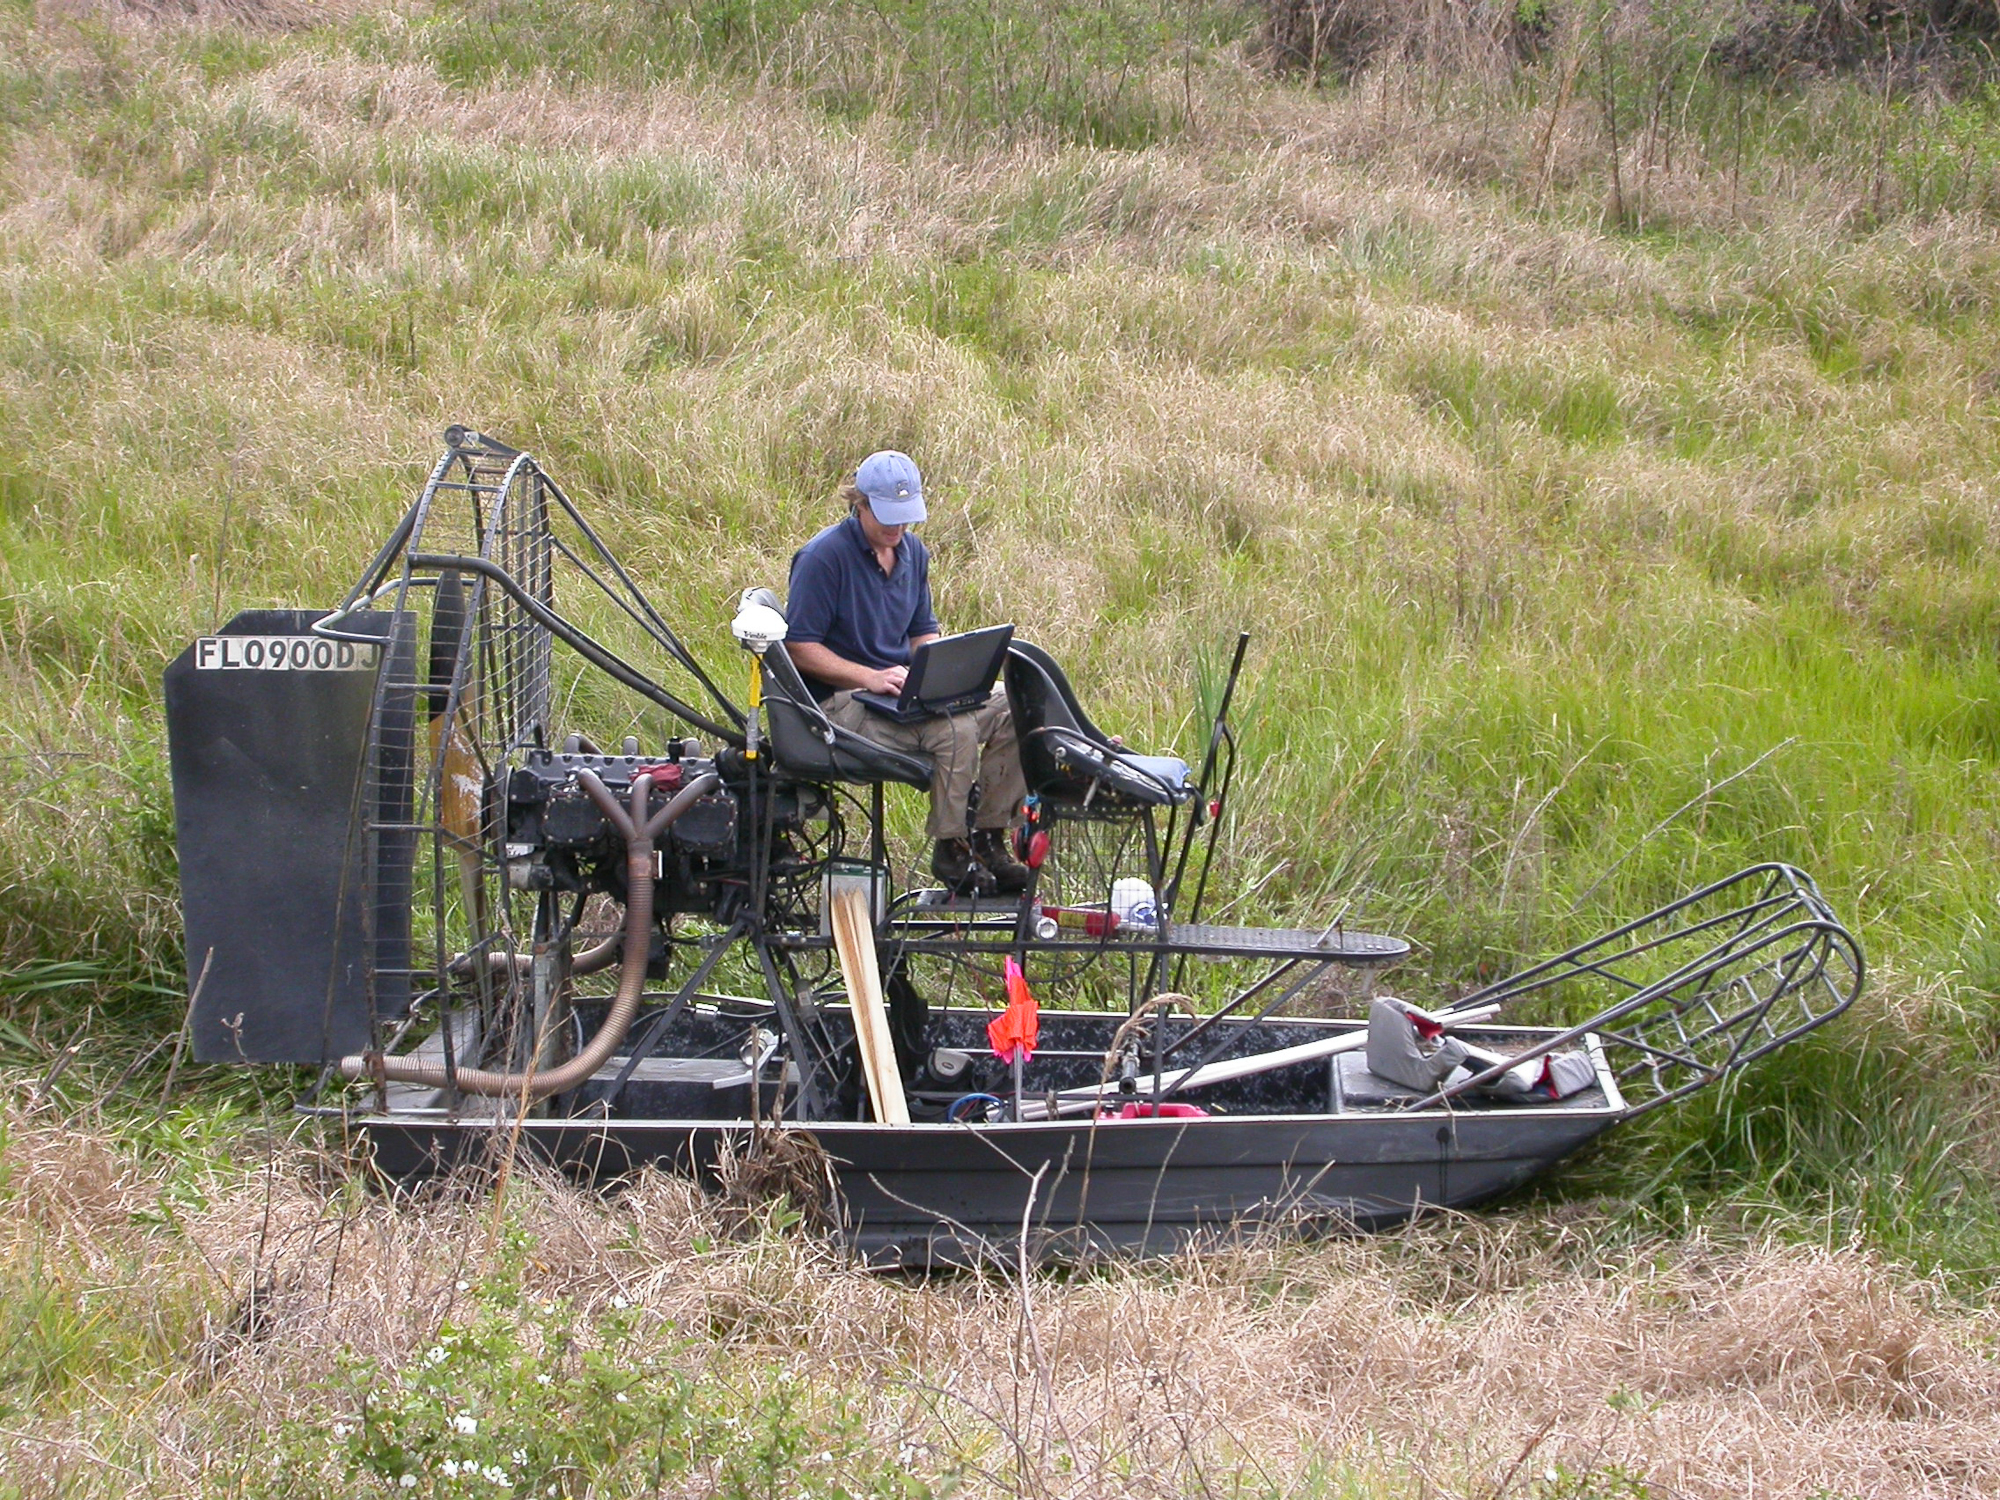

{"left": 1005, "top": 642, "right": 1094, "bottom": 799}
{"left": 1005, "top": 639, "right": 1112, "bottom": 744}
{"left": 1004, "top": 642, "right": 1183, "bottom": 807}
{"left": 759, "top": 627, "right": 932, "bottom": 790}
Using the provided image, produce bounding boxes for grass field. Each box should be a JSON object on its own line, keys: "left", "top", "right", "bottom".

{"left": 6, "top": 1, "right": 2000, "bottom": 1493}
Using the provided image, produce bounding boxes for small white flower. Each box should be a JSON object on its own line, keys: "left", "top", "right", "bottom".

{"left": 331, "top": 1422, "right": 354, "bottom": 1438}
{"left": 609, "top": 1294, "right": 629, "bottom": 1309}
{"left": 456, "top": 1280, "right": 470, "bottom": 1292}
{"left": 613, "top": 1391, "right": 630, "bottom": 1404}
{"left": 441, "top": 1461, "right": 461, "bottom": 1478}
{"left": 511, "top": 1450, "right": 527, "bottom": 1465}
{"left": 534, "top": 1373, "right": 552, "bottom": 1386}
{"left": 452, "top": 1413, "right": 479, "bottom": 1436}
{"left": 424, "top": 1345, "right": 449, "bottom": 1366}
{"left": 482, "top": 1465, "right": 509, "bottom": 1484}
{"left": 399, "top": 1476, "right": 418, "bottom": 1490}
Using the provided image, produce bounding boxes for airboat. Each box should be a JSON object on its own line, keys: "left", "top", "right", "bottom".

{"left": 163, "top": 429, "right": 1863, "bottom": 1266}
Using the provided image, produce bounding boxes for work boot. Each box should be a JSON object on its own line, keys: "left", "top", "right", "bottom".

{"left": 971, "top": 828, "right": 1031, "bottom": 895}
{"left": 931, "top": 838, "right": 996, "bottom": 898}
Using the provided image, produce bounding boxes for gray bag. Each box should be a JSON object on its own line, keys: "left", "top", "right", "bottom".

{"left": 1458, "top": 1043, "right": 1598, "bottom": 1101}
{"left": 1365, "top": 997, "right": 1469, "bottom": 1092}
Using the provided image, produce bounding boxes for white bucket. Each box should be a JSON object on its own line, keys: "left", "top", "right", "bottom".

{"left": 1110, "top": 877, "right": 1158, "bottom": 929}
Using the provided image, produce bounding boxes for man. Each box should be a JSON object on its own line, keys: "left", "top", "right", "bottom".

{"left": 785, "top": 450, "right": 1029, "bottom": 896}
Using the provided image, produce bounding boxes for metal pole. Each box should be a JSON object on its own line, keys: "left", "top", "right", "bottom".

{"left": 1166, "top": 630, "right": 1248, "bottom": 911}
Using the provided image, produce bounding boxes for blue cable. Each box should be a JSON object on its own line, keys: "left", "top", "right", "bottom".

{"left": 947, "top": 1092, "right": 1003, "bottom": 1123}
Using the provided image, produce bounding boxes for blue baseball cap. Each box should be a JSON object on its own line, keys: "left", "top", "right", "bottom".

{"left": 854, "top": 450, "right": 926, "bottom": 526}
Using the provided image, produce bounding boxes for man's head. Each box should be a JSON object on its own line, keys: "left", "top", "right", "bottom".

{"left": 853, "top": 450, "right": 925, "bottom": 527}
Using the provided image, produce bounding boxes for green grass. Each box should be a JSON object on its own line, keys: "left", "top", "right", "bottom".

{"left": 5, "top": 2, "right": 2000, "bottom": 1485}
{"left": 385, "top": 0, "right": 1249, "bottom": 146}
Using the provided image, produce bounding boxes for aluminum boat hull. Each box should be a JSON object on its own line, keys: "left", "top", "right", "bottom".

{"left": 357, "top": 1085, "right": 1624, "bottom": 1266}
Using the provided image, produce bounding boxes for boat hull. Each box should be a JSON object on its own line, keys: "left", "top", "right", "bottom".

{"left": 357, "top": 1104, "right": 1623, "bottom": 1266}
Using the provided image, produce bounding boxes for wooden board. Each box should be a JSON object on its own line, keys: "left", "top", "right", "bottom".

{"left": 830, "top": 885, "right": 910, "bottom": 1125}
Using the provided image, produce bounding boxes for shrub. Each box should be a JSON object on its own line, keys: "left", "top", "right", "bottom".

{"left": 1716, "top": 1, "right": 2000, "bottom": 81}
{"left": 1256, "top": 1, "right": 2000, "bottom": 86}
{"left": 1257, "top": 0, "right": 1552, "bottom": 81}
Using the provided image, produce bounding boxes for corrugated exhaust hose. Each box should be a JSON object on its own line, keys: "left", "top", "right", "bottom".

{"left": 340, "top": 769, "right": 720, "bottom": 1102}
{"left": 450, "top": 931, "right": 622, "bottom": 980}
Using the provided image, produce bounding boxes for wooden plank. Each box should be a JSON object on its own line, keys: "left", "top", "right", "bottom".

{"left": 829, "top": 889, "right": 879, "bottom": 1111}
{"left": 830, "top": 885, "right": 909, "bottom": 1125}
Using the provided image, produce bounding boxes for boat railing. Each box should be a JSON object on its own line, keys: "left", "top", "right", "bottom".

{"left": 1406, "top": 864, "right": 1864, "bottom": 1116}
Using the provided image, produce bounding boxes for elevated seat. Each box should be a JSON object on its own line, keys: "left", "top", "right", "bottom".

{"left": 1003, "top": 641, "right": 1196, "bottom": 810}
{"left": 757, "top": 614, "right": 932, "bottom": 789}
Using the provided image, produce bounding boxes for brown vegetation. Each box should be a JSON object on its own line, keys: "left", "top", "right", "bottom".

{"left": 1259, "top": 0, "right": 1546, "bottom": 82}
{"left": 6, "top": 1104, "right": 1998, "bottom": 1497}
{"left": 36, "top": 0, "right": 366, "bottom": 28}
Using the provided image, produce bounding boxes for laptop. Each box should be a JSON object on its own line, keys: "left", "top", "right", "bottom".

{"left": 853, "top": 625, "right": 1014, "bottom": 724}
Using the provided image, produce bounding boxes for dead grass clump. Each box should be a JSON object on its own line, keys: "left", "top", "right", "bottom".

{"left": 1652, "top": 1248, "right": 1966, "bottom": 1416}
{"left": 4, "top": 1096, "right": 160, "bottom": 1241}
{"left": 711, "top": 1122, "right": 842, "bottom": 1236}
{"left": 1717, "top": 1, "right": 2000, "bottom": 81}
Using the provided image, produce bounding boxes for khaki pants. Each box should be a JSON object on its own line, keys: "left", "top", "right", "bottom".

{"left": 824, "top": 688, "right": 1027, "bottom": 840}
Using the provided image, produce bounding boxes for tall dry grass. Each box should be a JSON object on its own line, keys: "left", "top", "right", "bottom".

{"left": 5, "top": 1102, "right": 1999, "bottom": 1498}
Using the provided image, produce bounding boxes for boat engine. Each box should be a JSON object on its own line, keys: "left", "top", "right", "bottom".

{"left": 500, "top": 747, "right": 741, "bottom": 912}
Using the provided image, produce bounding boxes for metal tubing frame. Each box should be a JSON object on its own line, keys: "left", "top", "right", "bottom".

{"left": 1442, "top": 864, "right": 1833, "bottom": 1016}
{"left": 1407, "top": 903, "right": 1863, "bottom": 1115}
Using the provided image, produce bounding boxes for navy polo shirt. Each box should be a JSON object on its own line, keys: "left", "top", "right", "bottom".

{"left": 786, "top": 513, "right": 940, "bottom": 698}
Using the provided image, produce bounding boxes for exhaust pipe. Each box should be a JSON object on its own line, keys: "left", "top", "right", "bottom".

{"left": 341, "top": 769, "right": 719, "bottom": 1102}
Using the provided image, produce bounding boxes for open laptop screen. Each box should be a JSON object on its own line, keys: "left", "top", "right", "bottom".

{"left": 903, "top": 625, "right": 1014, "bottom": 707}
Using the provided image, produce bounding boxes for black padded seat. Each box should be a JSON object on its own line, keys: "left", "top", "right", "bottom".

{"left": 759, "top": 632, "right": 932, "bottom": 789}
{"left": 1003, "top": 641, "right": 1195, "bottom": 810}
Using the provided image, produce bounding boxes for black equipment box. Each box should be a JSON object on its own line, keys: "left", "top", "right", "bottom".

{"left": 165, "top": 609, "right": 414, "bottom": 1064}
{"left": 568, "top": 1057, "right": 790, "bottom": 1120}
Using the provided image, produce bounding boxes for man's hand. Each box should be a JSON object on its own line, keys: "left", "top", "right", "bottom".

{"left": 873, "top": 664, "right": 909, "bottom": 696}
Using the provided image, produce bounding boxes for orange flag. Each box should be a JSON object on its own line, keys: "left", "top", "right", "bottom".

{"left": 987, "top": 956, "right": 1040, "bottom": 1064}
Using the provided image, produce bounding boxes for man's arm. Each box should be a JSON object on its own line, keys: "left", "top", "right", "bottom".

{"left": 786, "top": 641, "right": 908, "bottom": 696}
{"left": 910, "top": 545, "right": 940, "bottom": 639}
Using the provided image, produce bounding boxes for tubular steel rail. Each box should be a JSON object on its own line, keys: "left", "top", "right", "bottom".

{"left": 312, "top": 428, "right": 750, "bottom": 1085}
{"left": 1410, "top": 864, "right": 1864, "bottom": 1115}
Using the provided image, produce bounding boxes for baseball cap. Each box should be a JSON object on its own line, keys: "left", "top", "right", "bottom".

{"left": 854, "top": 450, "right": 926, "bottom": 526}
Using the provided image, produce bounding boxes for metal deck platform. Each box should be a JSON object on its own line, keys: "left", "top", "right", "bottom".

{"left": 884, "top": 900, "right": 1409, "bottom": 964}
